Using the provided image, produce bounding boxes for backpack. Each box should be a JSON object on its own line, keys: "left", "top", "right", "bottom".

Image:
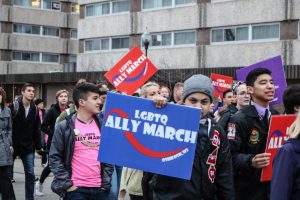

{"left": 12, "top": 101, "right": 20, "bottom": 119}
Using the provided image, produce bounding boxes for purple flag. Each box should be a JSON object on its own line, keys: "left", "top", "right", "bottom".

{"left": 236, "top": 55, "right": 287, "bottom": 105}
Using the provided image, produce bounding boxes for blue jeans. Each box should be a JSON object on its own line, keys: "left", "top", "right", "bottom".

{"left": 16, "top": 153, "right": 35, "bottom": 200}
{"left": 108, "top": 165, "right": 123, "bottom": 200}
{"left": 64, "top": 187, "right": 109, "bottom": 200}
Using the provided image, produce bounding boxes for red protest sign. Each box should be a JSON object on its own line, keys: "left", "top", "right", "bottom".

{"left": 210, "top": 73, "right": 233, "bottom": 98}
{"left": 104, "top": 46, "right": 158, "bottom": 95}
{"left": 260, "top": 115, "right": 297, "bottom": 182}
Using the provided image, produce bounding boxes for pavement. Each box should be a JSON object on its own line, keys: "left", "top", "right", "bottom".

{"left": 12, "top": 154, "right": 123, "bottom": 200}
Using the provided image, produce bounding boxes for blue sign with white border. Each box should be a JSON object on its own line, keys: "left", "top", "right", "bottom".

{"left": 98, "top": 92, "right": 201, "bottom": 180}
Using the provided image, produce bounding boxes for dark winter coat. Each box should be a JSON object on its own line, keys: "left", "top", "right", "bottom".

{"left": 227, "top": 105, "right": 279, "bottom": 200}
{"left": 9, "top": 97, "right": 41, "bottom": 156}
{"left": 271, "top": 137, "right": 300, "bottom": 200}
{"left": 41, "top": 103, "right": 63, "bottom": 150}
{"left": 49, "top": 113, "right": 114, "bottom": 197}
{"left": 150, "top": 117, "right": 234, "bottom": 200}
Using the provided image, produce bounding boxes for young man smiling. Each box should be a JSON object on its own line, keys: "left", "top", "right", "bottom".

{"left": 227, "top": 68, "right": 279, "bottom": 200}
{"left": 49, "top": 83, "right": 114, "bottom": 199}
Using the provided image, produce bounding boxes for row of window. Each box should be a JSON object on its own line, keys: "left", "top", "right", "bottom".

{"left": 12, "top": 51, "right": 59, "bottom": 63}
{"left": 211, "top": 23, "right": 280, "bottom": 43}
{"left": 13, "top": 0, "right": 79, "bottom": 13}
{"left": 85, "top": 37, "right": 130, "bottom": 51}
{"left": 13, "top": 23, "right": 77, "bottom": 39}
{"left": 85, "top": 31, "right": 196, "bottom": 52}
{"left": 85, "top": 0, "right": 196, "bottom": 17}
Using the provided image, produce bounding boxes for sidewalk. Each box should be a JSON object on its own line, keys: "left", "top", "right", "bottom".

{"left": 13, "top": 156, "right": 58, "bottom": 200}
{"left": 12, "top": 155, "right": 122, "bottom": 200}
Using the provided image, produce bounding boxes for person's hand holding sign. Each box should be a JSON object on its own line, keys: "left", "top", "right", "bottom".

{"left": 153, "top": 96, "right": 167, "bottom": 108}
{"left": 251, "top": 153, "right": 271, "bottom": 168}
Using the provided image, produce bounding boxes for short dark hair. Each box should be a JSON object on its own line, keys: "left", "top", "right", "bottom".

{"left": 223, "top": 89, "right": 233, "bottom": 98}
{"left": 245, "top": 68, "right": 272, "bottom": 87}
{"left": 283, "top": 84, "right": 300, "bottom": 114}
{"left": 21, "top": 83, "right": 35, "bottom": 92}
{"left": 73, "top": 83, "right": 100, "bottom": 108}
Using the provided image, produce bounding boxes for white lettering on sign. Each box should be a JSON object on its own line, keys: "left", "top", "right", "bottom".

{"left": 104, "top": 109, "right": 197, "bottom": 144}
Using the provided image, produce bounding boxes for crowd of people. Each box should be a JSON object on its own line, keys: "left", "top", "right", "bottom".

{"left": 0, "top": 67, "right": 299, "bottom": 200}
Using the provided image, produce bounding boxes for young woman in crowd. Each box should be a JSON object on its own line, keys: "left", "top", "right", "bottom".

{"left": 35, "top": 90, "right": 69, "bottom": 196}
{"left": 0, "top": 87, "right": 16, "bottom": 200}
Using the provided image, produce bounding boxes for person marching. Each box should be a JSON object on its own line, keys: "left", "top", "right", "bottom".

{"left": 227, "top": 68, "right": 279, "bottom": 200}
{"left": 150, "top": 75, "right": 234, "bottom": 200}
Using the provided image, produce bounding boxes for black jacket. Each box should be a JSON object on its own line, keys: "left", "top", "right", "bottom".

{"left": 227, "top": 105, "right": 279, "bottom": 200}
{"left": 41, "top": 103, "right": 63, "bottom": 150}
{"left": 218, "top": 104, "right": 238, "bottom": 132}
{"left": 150, "top": 117, "right": 234, "bottom": 200}
{"left": 49, "top": 113, "right": 114, "bottom": 197}
{"left": 9, "top": 97, "right": 41, "bottom": 156}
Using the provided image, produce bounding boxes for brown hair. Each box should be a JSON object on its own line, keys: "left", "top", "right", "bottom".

{"left": 56, "top": 89, "right": 69, "bottom": 101}
{"left": 0, "top": 87, "right": 7, "bottom": 109}
{"left": 21, "top": 83, "right": 35, "bottom": 92}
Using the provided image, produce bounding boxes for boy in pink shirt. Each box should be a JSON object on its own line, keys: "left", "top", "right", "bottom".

{"left": 49, "top": 83, "right": 114, "bottom": 199}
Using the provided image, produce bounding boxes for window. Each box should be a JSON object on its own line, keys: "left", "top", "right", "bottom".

{"left": 13, "top": 24, "right": 40, "bottom": 35}
{"left": 43, "top": 0, "right": 60, "bottom": 10}
{"left": 252, "top": 24, "right": 279, "bottom": 40}
{"left": 42, "top": 53, "right": 59, "bottom": 63}
{"left": 143, "top": 0, "right": 172, "bottom": 9}
{"left": 43, "top": 26, "right": 59, "bottom": 37}
{"left": 112, "top": 0, "right": 129, "bottom": 13}
{"left": 86, "top": 2, "right": 110, "bottom": 17}
{"left": 72, "top": 3, "right": 80, "bottom": 13}
{"left": 211, "top": 23, "right": 279, "bottom": 44}
{"left": 151, "top": 33, "right": 172, "bottom": 46}
{"left": 211, "top": 0, "right": 233, "bottom": 3}
{"left": 174, "top": 31, "right": 195, "bottom": 45}
{"left": 85, "top": 37, "right": 129, "bottom": 52}
{"left": 175, "top": 0, "right": 195, "bottom": 5}
{"left": 148, "top": 31, "right": 196, "bottom": 47}
{"left": 12, "top": 51, "right": 40, "bottom": 62}
{"left": 85, "top": 38, "right": 110, "bottom": 51}
{"left": 70, "top": 29, "right": 77, "bottom": 39}
{"left": 69, "top": 55, "right": 77, "bottom": 63}
{"left": 86, "top": 1, "right": 129, "bottom": 17}
{"left": 143, "top": 0, "right": 195, "bottom": 9}
{"left": 112, "top": 37, "right": 129, "bottom": 49}
{"left": 14, "top": 0, "right": 41, "bottom": 8}
{"left": 212, "top": 26, "right": 249, "bottom": 43}
{"left": 14, "top": 0, "right": 60, "bottom": 10}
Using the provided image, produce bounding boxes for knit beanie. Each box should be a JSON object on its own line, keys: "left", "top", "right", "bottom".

{"left": 34, "top": 98, "right": 44, "bottom": 105}
{"left": 182, "top": 74, "right": 214, "bottom": 102}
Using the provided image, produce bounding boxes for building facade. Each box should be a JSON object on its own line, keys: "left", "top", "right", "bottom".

{"left": 0, "top": 0, "right": 79, "bottom": 104}
{"left": 0, "top": 0, "right": 299, "bottom": 105}
{"left": 77, "top": 0, "right": 300, "bottom": 71}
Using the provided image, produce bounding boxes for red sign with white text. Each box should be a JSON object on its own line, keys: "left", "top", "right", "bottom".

{"left": 210, "top": 73, "right": 233, "bottom": 98}
{"left": 260, "top": 115, "right": 297, "bottom": 182}
{"left": 104, "top": 46, "right": 158, "bottom": 95}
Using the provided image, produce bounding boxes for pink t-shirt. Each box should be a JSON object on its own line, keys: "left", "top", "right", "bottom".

{"left": 71, "top": 118, "right": 102, "bottom": 187}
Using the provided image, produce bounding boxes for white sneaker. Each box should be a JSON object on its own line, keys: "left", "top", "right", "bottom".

{"left": 35, "top": 181, "right": 44, "bottom": 196}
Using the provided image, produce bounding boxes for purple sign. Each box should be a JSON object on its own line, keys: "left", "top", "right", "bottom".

{"left": 236, "top": 55, "right": 287, "bottom": 105}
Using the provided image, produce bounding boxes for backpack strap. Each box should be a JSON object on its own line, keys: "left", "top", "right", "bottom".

{"left": 13, "top": 101, "right": 19, "bottom": 119}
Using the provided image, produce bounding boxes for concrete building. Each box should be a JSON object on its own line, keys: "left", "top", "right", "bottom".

{"left": 76, "top": 0, "right": 299, "bottom": 82}
{"left": 0, "top": 0, "right": 79, "bottom": 104}
{"left": 0, "top": 0, "right": 299, "bottom": 105}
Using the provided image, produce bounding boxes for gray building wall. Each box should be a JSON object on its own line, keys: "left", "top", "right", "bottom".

{"left": 0, "top": 0, "right": 79, "bottom": 75}
{"left": 77, "top": 0, "right": 300, "bottom": 72}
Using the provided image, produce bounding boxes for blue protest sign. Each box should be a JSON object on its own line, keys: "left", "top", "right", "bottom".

{"left": 98, "top": 92, "right": 201, "bottom": 180}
